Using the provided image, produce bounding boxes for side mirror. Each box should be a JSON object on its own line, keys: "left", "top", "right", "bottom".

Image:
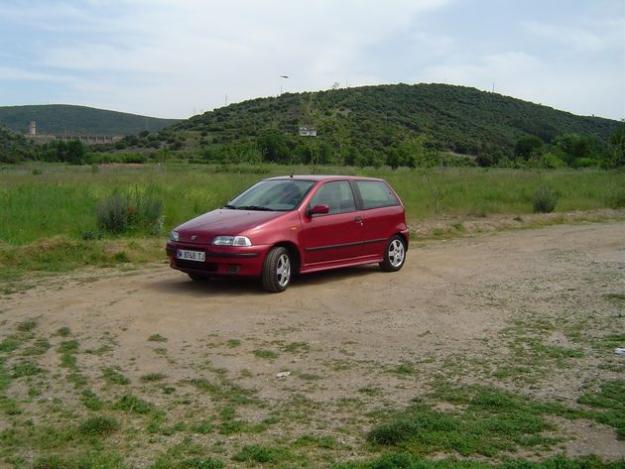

{"left": 307, "top": 204, "right": 330, "bottom": 217}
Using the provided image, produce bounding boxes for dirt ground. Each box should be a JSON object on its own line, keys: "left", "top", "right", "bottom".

{"left": 1, "top": 221, "right": 624, "bottom": 466}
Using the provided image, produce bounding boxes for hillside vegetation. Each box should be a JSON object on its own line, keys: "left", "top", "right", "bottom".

{"left": 139, "top": 83, "right": 620, "bottom": 168}
{"left": 0, "top": 104, "right": 179, "bottom": 136}
{"left": 2, "top": 84, "right": 624, "bottom": 168}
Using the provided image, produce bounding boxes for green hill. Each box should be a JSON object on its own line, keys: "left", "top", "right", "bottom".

{"left": 0, "top": 104, "right": 179, "bottom": 136}
{"left": 163, "top": 83, "right": 619, "bottom": 165}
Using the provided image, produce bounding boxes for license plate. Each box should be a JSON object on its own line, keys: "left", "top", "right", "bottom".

{"left": 176, "top": 249, "right": 205, "bottom": 262}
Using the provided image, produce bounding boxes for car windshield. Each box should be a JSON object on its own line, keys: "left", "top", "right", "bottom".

{"left": 226, "top": 179, "right": 315, "bottom": 211}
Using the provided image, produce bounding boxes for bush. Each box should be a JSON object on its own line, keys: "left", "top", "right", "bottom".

{"left": 96, "top": 187, "right": 163, "bottom": 235}
{"left": 532, "top": 186, "right": 559, "bottom": 213}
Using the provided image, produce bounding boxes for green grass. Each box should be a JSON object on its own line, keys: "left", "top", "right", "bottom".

{"left": 367, "top": 386, "right": 561, "bottom": 457}
{"left": 578, "top": 381, "right": 625, "bottom": 439}
{"left": 334, "top": 454, "right": 621, "bottom": 468}
{"left": 1, "top": 164, "right": 623, "bottom": 281}
{"left": 1, "top": 164, "right": 623, "bottom": 246}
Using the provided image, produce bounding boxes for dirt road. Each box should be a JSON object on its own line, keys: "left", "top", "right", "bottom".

{"left": 1, "top": 221, "right": 624, "bottom": 464}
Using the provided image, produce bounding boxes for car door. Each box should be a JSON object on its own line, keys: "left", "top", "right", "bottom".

{"left": 352, "top": 179, "right": 403, "bottom": 257}
{"left": 299, "top": 180, "right": 364, "bottom": 266}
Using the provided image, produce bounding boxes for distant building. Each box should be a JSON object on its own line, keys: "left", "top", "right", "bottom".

{"left": 298, "top": 126, "right": 317, "bottom": 137}
{"left": 28, "top": 121, "right": 36, "bottom": 135}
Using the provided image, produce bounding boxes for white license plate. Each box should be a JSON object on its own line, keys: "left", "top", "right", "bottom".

{"left": 176, "top": 249, "right": 205, "bottom": 262}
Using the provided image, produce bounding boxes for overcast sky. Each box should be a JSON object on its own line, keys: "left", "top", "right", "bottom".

{"left": 0, "top": 0, "right": 623, "bottom": 119}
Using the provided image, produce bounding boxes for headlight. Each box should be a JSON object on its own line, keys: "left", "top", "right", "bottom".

{"left": 169, "top": 230, "right": 179, "bottom": 242}
{"left": 212, "top": 235, "right": 252, "bottom": 247}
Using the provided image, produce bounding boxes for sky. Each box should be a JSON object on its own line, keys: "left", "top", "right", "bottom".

{"left": 0, "top": 0, "right": 623, "bottom": 120}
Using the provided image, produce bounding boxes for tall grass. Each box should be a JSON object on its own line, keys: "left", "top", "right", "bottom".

{"left": 1, "top": 162, "right": 624, "bottom": 246}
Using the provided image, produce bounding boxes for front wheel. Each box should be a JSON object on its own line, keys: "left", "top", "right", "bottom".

{"left": 380, "top": 235, "right": 406, "bottom": 272}
{"left": 262, "top": 247, "right": 292, "bottom": 292}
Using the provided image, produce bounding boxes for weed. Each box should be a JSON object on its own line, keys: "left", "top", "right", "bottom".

{"left": 532, "top": 186, "right": 559, "bottom": 213}
{"left": 55, "top": 326, "right": 71, "bottom": 337}
{"left": 102, "top": 367, "right": 130, "bottom": 385}
{"left": 0, "top": 336, "right": 22, "bottom": 353}
{"left": 232, "top": 444, "right": 289, "bottom": 464}
{"left": 358, "top": 385, "right": 382, "bottom": 396}
{"left": 293, "top": 434, "right": 338, "bottom": 449}
{"left": 254, "top": 349, "right": 278, "bottom": 359}
{"left": 12, "top": 360, "right": 42, "bottom": 377}
{"left": 392, "top": 362, "right": 416, "bottom": 375}
{"left": 57, "top": 339, "right": 79, "bottom": 353}
{"left": 141, "top": 372, "right": 166, "bottom": 382}
{"left": 81, "top": 389, "right": 104, "bottom": 411}
{"left": 22, "top": 337, "right": 51, "bottom": 356}
{"left": 226, "top": 339, "right": 241, "bottom": 348}
{"left": 16, "top": 319, "right": 37, "bottom": 333}
{"left": 281, "top": 341, "right": 310, "bottom": 353}
{"left": 96, "top": 187, "right": 163, "bottom": 235}
{"left": 78, "top": 416, "right": 120, "bottom": 437}
{"left": 113, "top": 393, "right": 154, "bottom": 414}
{"left": 148, "top": 333, "right": 168, "bottom": 342}
{"left": 190, "top": 420, "right": 214, "bottom": 434}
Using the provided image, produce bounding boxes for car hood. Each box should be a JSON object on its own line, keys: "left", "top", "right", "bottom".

{"left": 174, "top": 208, "right": 284, "bottom": 244}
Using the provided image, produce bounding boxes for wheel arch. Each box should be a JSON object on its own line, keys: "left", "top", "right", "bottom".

{"left": 271, "top": 241, "right": 302, "bottom": 274}
{"left": 395, "top": 230, "right": 409, "bottom": 250}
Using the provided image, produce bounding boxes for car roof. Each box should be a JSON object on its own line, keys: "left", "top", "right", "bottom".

{"left": 267, "top": 175, "right": 384, "bottom": 182}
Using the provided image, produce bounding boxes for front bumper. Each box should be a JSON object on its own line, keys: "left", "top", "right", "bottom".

{"left": 166, "top": 242, "right": 269, "bottom": 277}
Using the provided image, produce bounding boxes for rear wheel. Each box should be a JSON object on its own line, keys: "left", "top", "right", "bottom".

{"left": 380, "top": 235, "right": 406, "bottom": 272}
{"left": 262, "top": 247, "right": 291, "bottom": 292}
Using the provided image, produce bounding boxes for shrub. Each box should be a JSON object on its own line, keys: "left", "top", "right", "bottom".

{"left": 96, "top": 187, "right": 163, "bottom": 235}
{"left": 532, "top": 186, "right": 559, "bottom": 213}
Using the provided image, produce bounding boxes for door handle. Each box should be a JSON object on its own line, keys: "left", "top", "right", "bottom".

{"left": 354, "top": 216, "right": 364, "bottom": 224}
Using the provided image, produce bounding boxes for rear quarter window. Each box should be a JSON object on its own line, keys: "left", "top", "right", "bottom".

{"left": 355, "top": 180, "right": 400, "bottom": 209}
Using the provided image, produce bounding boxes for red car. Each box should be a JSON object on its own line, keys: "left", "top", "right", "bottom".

{"left": 166, "top": 175, "right": 409, "bottom": 292}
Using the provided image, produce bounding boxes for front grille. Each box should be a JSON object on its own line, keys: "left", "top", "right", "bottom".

{"left": 175, "top": 260, "right": 218, "bottom": 272}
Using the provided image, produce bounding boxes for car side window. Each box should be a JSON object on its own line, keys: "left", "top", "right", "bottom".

{"left": 355, "top": 181, "right": 399, "bottom": 209}
{"left": 309, "top": 181, "right": 356, "bottom": 214}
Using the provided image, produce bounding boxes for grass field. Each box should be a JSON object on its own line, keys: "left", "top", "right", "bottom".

{"left": 1, "top": 162, "right": 624, "bottom": 284}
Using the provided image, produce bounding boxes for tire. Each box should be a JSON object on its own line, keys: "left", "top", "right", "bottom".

{"left": 379, "top": 235, "right": 406, "bottom": 272}
{"left": 188, "top": 273, "right": 208, "bottom": 282}
{"left": 262, "top": 247, "right": 291, "bottom": 293}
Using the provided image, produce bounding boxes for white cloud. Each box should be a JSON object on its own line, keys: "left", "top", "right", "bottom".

{"left": 523, "top": 19, "right": 624, "bottom": 52}
{"left": 0, "top": 0, "right": 623, "bottom": 119}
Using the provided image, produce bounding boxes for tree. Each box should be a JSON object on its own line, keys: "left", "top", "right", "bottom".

{"left": 514, "top": 136, "right": 543, "bottom": 160}
{"left": 257, "top": 130, "right": 290, "bottom": 163}
{"left": 553, "top": 133, "right": 601, "bottom": 167}
{"left": 606, "top": 121, "right": 625, "bottom": 168}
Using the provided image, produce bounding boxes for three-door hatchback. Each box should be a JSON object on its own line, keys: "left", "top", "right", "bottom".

{"left": 166, "top": 175, "right": 409, "bottom": 292}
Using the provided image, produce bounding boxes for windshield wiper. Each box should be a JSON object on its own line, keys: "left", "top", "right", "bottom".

{"left": 237, "top": 205, "right": 274, "bottom": 211}
{"left": 223, "top": 204, "right": 237, "bottom": 209}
